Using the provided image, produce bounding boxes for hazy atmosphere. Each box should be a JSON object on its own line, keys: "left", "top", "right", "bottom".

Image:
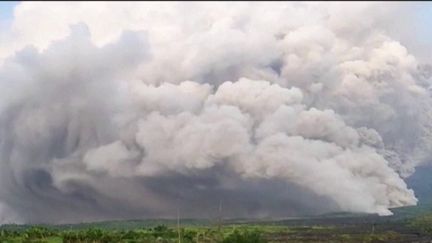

{"left": 0, "top": 2, "right": 432, "bottom": 224}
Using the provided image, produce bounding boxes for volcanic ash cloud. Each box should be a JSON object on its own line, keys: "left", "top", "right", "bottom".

{"left": 0, "top": 2, "right": 431, "bottom": 223}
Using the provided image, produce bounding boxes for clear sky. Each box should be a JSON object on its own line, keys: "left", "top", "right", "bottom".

{"left": 0, "top": 1, "right": 18, "bottom": 21}
{"left": 417, "top": 4, "right": 432, "bottom": 40}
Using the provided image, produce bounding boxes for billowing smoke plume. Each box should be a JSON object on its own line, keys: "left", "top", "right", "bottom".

{"left": 0, "top": 2, "right": 431, "bottom": 223}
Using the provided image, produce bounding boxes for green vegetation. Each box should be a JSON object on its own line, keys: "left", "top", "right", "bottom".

{"left": 222, "top": 229, "right": 265, "bottom": 243}
{"left": 3, "top": 205, "right": 432, "bottom": 242}
{"left": 409, "top": 212, "right": 432, "bottom": 235}
{"left": 0, "top": 225, "right": 268, "bottom": 243}
{"left": 0, "top": 222, "right": 428, "bottom": 243}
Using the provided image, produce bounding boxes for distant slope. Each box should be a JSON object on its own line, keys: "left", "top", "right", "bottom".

{"left": 406, "top": 165, "right": 432, "bottom": 204}
{"left": 0, "top": 218, "right": 215, "bottom": 231}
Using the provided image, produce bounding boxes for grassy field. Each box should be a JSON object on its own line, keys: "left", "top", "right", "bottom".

{"left": 2, "top": 205, "right": 432, "bottom": 242}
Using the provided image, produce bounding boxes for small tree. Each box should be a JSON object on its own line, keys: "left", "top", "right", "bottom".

{"left": 222, "top": 229, "right": 266, "bottom": 243}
